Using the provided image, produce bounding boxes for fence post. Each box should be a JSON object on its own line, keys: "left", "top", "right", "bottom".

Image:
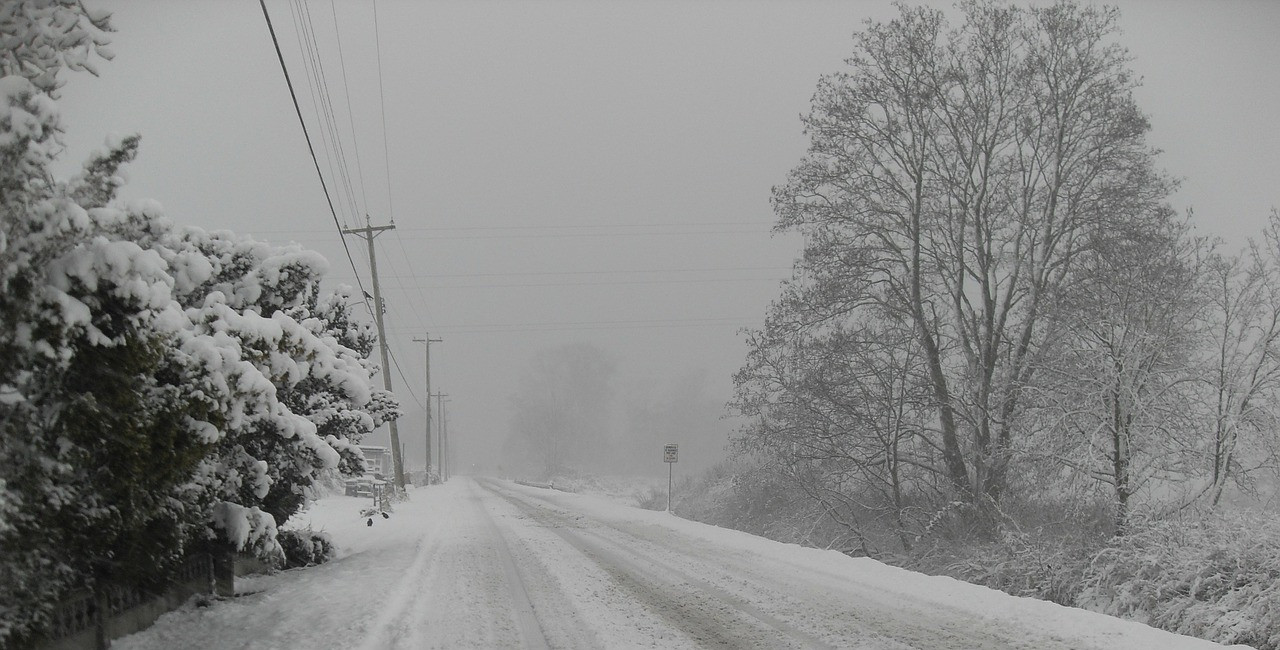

{"left": 93, "top": 587, "right": 108, "bottom": 650}
{"left": 212, "top": 548, "right": 235, "bottom": 597}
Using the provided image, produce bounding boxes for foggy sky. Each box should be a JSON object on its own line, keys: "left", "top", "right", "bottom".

{"left": 51, "top": 0, "right": 1280, "bottom": 475}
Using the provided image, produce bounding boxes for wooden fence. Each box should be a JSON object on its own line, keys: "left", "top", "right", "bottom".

{"left": 35, "top": 553, "right": 225, "bottom": 650}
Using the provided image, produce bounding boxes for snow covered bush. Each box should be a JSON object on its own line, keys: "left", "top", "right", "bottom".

{"left": 0, "top": 4, "right": 395, "bottom": 644}
{"left": 277, "top": 528, "right": 337, "bottom": 569}
{"left": 937, "top": 529, "right": 1098, "bottom": 606}
{"left": 1079, "top": 510, "right": 1280, "bottom": 649}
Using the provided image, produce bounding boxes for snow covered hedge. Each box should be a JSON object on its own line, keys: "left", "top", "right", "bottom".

{"left": 0, "top": 4, "right": 397, "bottom": 645}
{"left": 277, "top": 528, "right": 338, "bottom": 569}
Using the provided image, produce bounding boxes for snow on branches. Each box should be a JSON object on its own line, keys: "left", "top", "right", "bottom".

{"left": 0, "top": 5, "right": 394, "bottom": 642}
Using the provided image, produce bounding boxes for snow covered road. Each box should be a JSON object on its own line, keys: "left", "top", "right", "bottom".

{"left": 117, "top": 478, "right": 1246, "bottom": 649}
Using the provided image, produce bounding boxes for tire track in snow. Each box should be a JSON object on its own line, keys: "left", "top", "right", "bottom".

{"left": 354, "top": 517, "right": 446, "bottom": 650}
{"left": 481, "top": 479, "right": 833, "bottom": 649}
{"left": 469, "top": 481, "right": 552, "bottom": 650}
{"left": 585, "top": 520, "right": 1043, "bottom": 649}
{"left": 492, "top": 480, "right": 1078, "bottom": 650}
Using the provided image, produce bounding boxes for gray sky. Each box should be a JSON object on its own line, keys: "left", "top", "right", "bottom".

{"left": 54, "top": 0, "right": 1280, "bottom": 474}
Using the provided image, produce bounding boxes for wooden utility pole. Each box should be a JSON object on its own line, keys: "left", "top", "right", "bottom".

{"left": 436, "top": 393, "right": 449, "bottom": 481}
{"left": 412, "top": 335, "right": 441, "bottom": 481}
{"left": 342, "top": 216, "right": 405, "bottom": 490}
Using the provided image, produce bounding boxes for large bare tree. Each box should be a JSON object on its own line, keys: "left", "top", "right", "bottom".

{"left": 742, "top": 1, "right": 1174, "bottom": 526}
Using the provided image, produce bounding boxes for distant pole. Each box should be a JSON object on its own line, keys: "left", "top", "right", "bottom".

{"left": 444, "top": 398, "right": 453, "bottom": 480}
{"left": 342, "top": 215, "right": 405, "bottom": 491}
{"left": 436, "top": 392, "right": 449, "bottom": 480}
{"left": 412, "top": 335, "right": 441, "bottom": 480}
{"left": 441, "top": 399, "right": 449, "bottom": 481}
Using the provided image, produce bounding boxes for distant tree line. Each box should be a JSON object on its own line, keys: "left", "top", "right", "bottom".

{"left": 0, "top": 3, "right": 396, "bottom": 645}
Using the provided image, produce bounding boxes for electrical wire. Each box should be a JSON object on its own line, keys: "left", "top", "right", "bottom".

{"left": 332, "top": 265, "right": 793, "bottom": 280}
{"left": 374, "top": 238, "right": 431, "bottom": 335}
{"left": 387, "top": 345, "right": 427, "bottom": 410}
{"left": 329, "top": 0, "right": 370, "bottom": 216}
{"left": 369, "top": 0, "right": 439, "bottom": 336}
{"left": 291, "top": 0, "right": 362, "bottom": 226}
{"left": 375, "top": 276, "right": 788, "bottom": 290}
{"left": 287, "top": 0, "right": 349, "bottom": 226}
{"left": 372, "top": 0, "right": 395, "bottom": 224}
{"left": 388, "top": 316, "right": 756, "bottom": 334}
{"left": 237, "top": 221, "right": 776, "bottom": 235}
{"left": 258, "top": 0, "right": 373, "bottom": 317}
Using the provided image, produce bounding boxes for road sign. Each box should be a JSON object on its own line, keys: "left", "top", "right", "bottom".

{"left": 663, "top": 444, "right": 679, "bottom": 512}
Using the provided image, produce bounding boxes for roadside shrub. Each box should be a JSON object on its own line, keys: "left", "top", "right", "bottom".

{"left": 935, "top": 529, "right": 1099, "bottom": 606}
{"left": 916, "top": 492, "right": 1112, "bottom": 605}
{"left": 1079, "top": 510, "right": 1280, "bottom": 649}
{"left": 633, "top": 484, "right": 669, "bottom": 511}
{"left": 277, "top": 529, "right": 337, "bottom": 569}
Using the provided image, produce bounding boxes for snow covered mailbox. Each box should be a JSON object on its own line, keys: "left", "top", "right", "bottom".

{"left": 344, "top": 445, "right": 392, "bottom": 496}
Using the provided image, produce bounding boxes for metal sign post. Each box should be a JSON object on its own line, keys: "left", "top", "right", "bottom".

{"left": 664, "top": 444, "right": 678, "bottom": 512}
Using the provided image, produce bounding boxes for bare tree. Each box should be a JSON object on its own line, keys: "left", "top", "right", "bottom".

{"left": 733, "top": 304, "right": 936, "bottom": 553}
{"left": 1199, "top": 214, "right": 1280, "bottom": 505}
{"left": 760, "top": 0, "right": 1173, "bottom": 525}
{"left": 1033, "top": 216, "right": 1205, "bottom": 533}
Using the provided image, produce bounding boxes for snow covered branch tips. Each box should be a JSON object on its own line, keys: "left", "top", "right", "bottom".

{"left": 0, "top": 2, "right": 396, "bottom": 645}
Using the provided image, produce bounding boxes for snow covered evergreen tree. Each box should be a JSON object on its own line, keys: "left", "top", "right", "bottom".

{"left": 0, "top": 3, "right": 394, "bottom": 644}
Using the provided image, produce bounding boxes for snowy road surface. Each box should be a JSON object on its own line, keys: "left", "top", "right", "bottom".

{"left": 118, "top": 478, "right": 1246, "bottom": 649}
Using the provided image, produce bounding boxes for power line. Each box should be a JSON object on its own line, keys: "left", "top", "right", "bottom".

{"left": 388, "top": 222, "right": 775, "bottom": 232}
{"left": 258, "top": 0, "right": 373, "bottom": 317}
{"left": 390, "top": 232, "right": 440, "bottom": 331}
{"left": 388, "top": 345, "right": 426, "bottom": 410}
{"left": 386, "top": 230, "right": 773, "bottom": 241}
{"left": 372, "top": 0, "right": 395, "bottom": 224}
{"left": 397, "top": 322, "right": 755, "bottom": 335}
{"left": 233, "top": 221, "right": 777, "bottom": 235}
{"left": 374, "top": 238, "right": 432, "bottom": 335}
{"left": 288, "top": 0, "right": 348, "bottom": 225}
{"left": 370, "top": 276, "right": 787, "bottom": 290}
{"left": 329, "top": 0, "right": 369, "bottom": 216}
{"left": 340, "top": 265, "right": 794, "bottom": 279}
{"left": 290, "top": 0, "right": 362, "bottom": 227}
{"left": 369, "top": 0, "right": 441, "bottom": 342}
{"left": 223, "top": 228, "right": 777, "bottom": 243}
{"left": 389, "top": 316, "right": 756, "bottom": 333}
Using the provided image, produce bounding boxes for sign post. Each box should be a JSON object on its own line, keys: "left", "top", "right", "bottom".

{"left": 663, "top": 443, "right": 678, "bottom": 512}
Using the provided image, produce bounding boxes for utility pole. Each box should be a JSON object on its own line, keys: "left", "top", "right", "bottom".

{"left": 442, "top": 397, "right": 451, "bottom": 480}
{"left": 412, "top": 335, "right": 441, "bottom": 481}
{"left": 342, "top": 215, "right": 406, "bottom": 491}
{"left": 432, "top": 391, "right": 448, "bottom": 473}
{"left": 435, "top": 392, "right": 449, "bottom": 481}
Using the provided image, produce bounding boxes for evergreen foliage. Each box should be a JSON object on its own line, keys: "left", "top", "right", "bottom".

{"left": 0, "top": 4, "right": 393, "bottom": 644}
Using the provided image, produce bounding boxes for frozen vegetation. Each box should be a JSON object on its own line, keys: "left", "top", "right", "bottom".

{"left": 0, "top": 3, "right": 394, "bottom": 645}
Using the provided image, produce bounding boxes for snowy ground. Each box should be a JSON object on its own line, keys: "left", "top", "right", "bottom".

{"left": 116, "top": 477, "right": 1250, "bottom": 649}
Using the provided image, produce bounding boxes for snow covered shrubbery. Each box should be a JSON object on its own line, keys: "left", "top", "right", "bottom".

{"left": 1079, "top": 511, "right": 1280, "bottom": 649}
{"left": 673, "top": 459, "right": 853, "bottom": 550}
{"left": 934, "top": 529, "right": 1099, "bottom": 607}
{"left": 277, "top": 528, "right": 338, "bottom": 569}
{"left": 0, "top": 4, "right": 396, "bottom": 645}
